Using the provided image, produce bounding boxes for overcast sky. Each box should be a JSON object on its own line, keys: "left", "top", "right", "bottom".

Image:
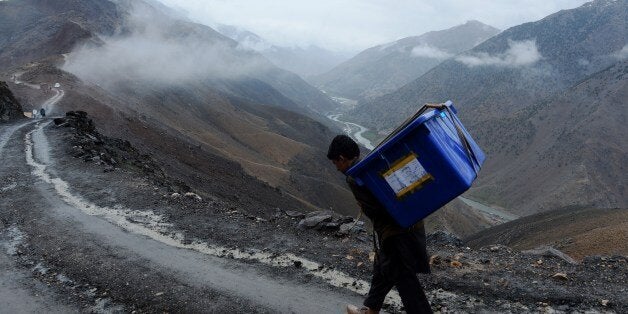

{"left": 157, "top": 0, "right": 591, "bottom": 52}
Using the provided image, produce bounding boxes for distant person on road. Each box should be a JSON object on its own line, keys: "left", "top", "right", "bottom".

{"left": 327, "top": 135, "right": 432, "bottom": 314}
{"left": 40, "top": 108, "right": 46, "bottom": 117}
{"left": 32, "top": 109, "right": 38, "bottom": 119}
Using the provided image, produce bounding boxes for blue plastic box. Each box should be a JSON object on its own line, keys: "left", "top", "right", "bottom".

{"left": 346, "top": 101, "right": 485, "bottom": 228}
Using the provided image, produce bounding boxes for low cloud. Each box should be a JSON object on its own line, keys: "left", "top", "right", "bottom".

{"left": 613, "top": 44, "right": 628, "bottom": 60}
{"left": 411, "top": 44, "right": 453, "bottom": 60}
{"left": 62, "top": 3, "right": 271, "bottom": 90}
{"left": 455, "top": 40, "right": 542, "bottom": 67}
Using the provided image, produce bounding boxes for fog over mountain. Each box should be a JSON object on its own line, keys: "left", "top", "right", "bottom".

{"left": 64, "top": 24, "right": 272, "bottom": 89}
{"left": 215, "top": 24, "right": 350, "bottom": 79}
{"left": 311, "top": 21, "right": 500, "bottom": 100}
{"left": 455, "top": 40, "right": 542, "bottom": 67}
{"left": 157, "top": 0, "right": 590, "bottom": 52}
{"left": 59, "top": 1, "right": 337, "bottom": 115}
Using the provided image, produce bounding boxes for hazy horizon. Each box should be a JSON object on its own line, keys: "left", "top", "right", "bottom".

{"left": 156, "top": 0, "right": 591, "bottom": 53}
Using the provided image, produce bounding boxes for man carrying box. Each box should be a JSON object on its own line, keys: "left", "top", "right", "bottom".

{"left": 327, "top": 134, "right": 433, "bottom": 314}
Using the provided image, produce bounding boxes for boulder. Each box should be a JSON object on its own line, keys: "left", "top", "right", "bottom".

{"left": 338, "top": 221, "right": 364, "bottom": 235}
{"left": 284, "top": 210, "right": 305, "bottom": 219}
{"left": 318, "top": 221, "right": 341, "bottom": 231}
{"left": 298, "top": 211, "right": 333, "bottom": 229}
{"left": 337, "top": 216, "right": 355, "bottom": 224}
{"left": 551, "top": 272, "right": 569, "bottom": 281}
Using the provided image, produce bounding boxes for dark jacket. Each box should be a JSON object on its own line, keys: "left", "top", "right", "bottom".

{"left": 346, "top": 173, "right": 430, "bottom": 275}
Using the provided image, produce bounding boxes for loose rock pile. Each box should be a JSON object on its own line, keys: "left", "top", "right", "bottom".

{"left": 296, "top": 210, "right": 365, "bottom": 236}
{"left": 54, "top": 111, "right": 190, "bottom": 193}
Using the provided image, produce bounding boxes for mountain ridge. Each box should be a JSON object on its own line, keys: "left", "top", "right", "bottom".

{"left": 311, "top": 20, "right": 500, "bottom": 100}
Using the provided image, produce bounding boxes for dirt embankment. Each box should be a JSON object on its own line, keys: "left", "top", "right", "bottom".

{"left": 465, "top": 207, "right": 628, "bottom": 260}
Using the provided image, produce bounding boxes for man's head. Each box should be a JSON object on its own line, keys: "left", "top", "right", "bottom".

{"left": 327, "top": 135, "right": 360, "bottom": 173}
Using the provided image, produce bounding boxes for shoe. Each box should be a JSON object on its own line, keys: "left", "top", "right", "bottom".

{"left": 346, "top": 304, "right": 374, "bottom": 314}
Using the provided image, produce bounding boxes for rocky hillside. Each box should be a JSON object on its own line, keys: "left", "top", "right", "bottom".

{"left": 423, "top": 198, "right": 492, "bottom": 238}
{"left": 0, "top": 0, "right": 121, "bottom": 67}
{"left": 0, "top": 81, "right": 24, "bottom": 121}
{"left": 8, "top": 62, "right": 361, "bottom": 217}
{"left": 465, "top": 207, "right": 628, "bottom": 260}
{"left": 0, "top": 0, "right": 361, "bottom": 217}
{"left": 469, "top": 60, "right": 628, "bottom": 213}
{"left": 351, "top": 0, "right": 627, "bottom": 214}
{"left": 311, "top": 21, "right": 500, "bottom": 100}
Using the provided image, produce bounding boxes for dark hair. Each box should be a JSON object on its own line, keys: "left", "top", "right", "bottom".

{"left": 327, "top": 135, "right": 359, "bottom": 160}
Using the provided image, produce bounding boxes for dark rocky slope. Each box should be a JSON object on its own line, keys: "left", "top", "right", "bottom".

{"left": 469, "top": 60, "right": 628, "bottom": 212}
{"left": 465, "top": 207, "right": 627, "bottom": 261}
{"left": 9, "top": 63, "right": 359, "bottom": 217}
{"left": 0, "top": 81, "right": 24, "bottom": 121}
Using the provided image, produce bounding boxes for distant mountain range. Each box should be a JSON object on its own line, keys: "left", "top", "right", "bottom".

{"left": 350, "top": 0, "right": 627, "bottom": 214}
{"left": 310, "top": 21, "right": 500, "bottom": 100}
{"left": 216, "top": 24, "right": 351, "bottom": 79}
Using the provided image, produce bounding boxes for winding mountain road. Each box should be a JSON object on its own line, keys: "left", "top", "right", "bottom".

{"left": 0, "top": 77, "right": 379, "bottom": 312}
{"left": 12, "top": 72, "right": 64, "bottom": 115}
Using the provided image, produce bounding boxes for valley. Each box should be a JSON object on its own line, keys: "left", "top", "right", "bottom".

{"left": 327, "top": 112, "right": 375, "bottom": 150}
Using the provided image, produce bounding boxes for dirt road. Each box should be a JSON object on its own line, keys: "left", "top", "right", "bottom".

{"left": 0, "top": 119, "right": 369, "bottom": 312}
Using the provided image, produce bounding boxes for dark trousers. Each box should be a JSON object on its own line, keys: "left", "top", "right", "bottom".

{"left": 363, "top": 233, "right": 433, "bottom": 314}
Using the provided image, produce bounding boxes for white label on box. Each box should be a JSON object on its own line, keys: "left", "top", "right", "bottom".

{"left": 383, "top": 155, "right": 431, "bottom": 197}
